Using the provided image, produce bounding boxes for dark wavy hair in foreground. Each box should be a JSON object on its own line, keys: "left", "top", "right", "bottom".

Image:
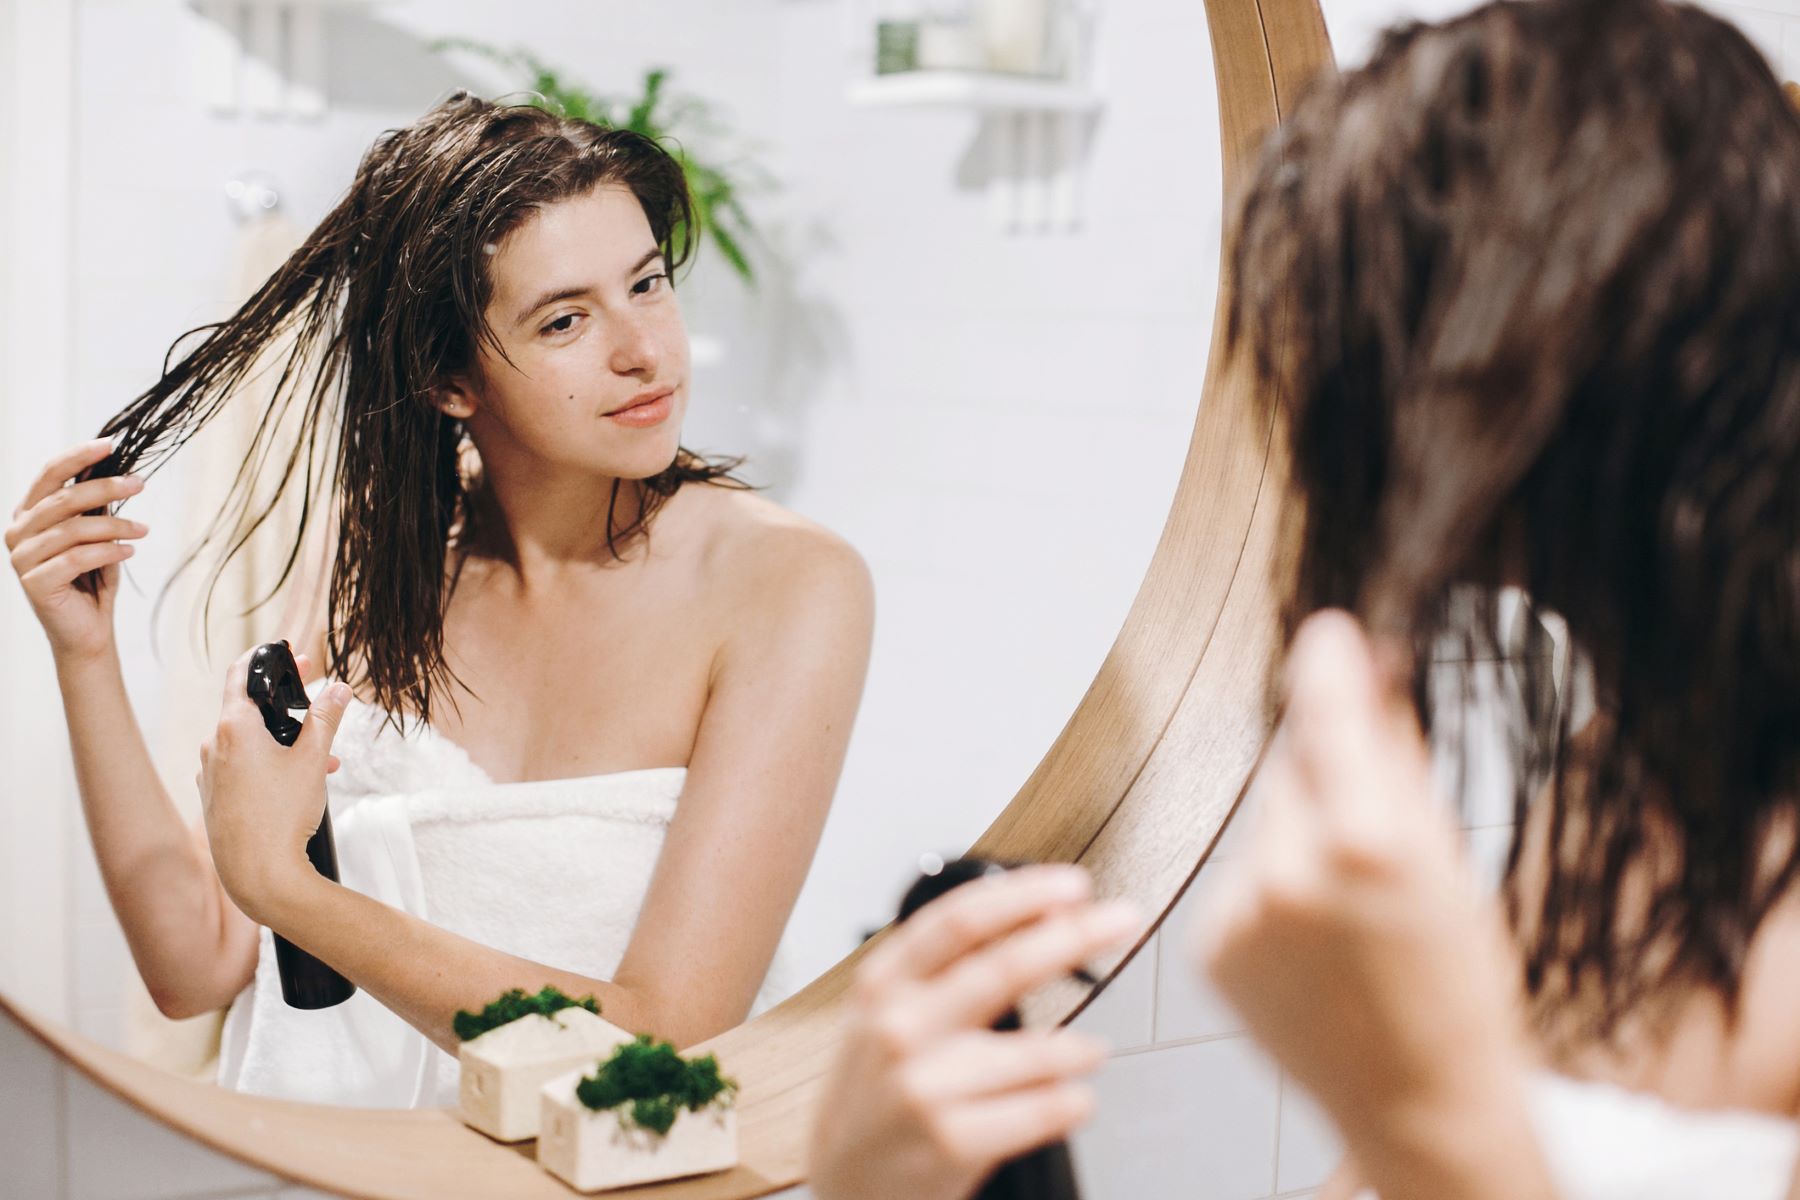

{"left": 1229, "top": 0, "right": 1800, "bottom": 1048}
{"left": 77, "top": 92, "right": 743, "bottom": 730}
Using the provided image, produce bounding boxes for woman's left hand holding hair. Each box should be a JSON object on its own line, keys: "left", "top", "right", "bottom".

{"left": 197, "top": 647, "right": 348, "bottom": 928}
{"left": 1192, "top": 611, "right": 1555, "bottom": 1200}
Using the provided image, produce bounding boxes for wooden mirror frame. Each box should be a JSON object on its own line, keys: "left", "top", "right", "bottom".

{"left": 0, "top": 1, "right": 1332, "bottom": 1194}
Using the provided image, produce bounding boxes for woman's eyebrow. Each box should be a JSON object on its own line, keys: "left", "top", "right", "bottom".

{"left": 512, "top": 249, "right": 666, "bottom": 327}
{"left": 625, "top": 247, "right": 663, "bottom": 277}
{"left": 515, "top": 285, "right": 592, "bottom": 326}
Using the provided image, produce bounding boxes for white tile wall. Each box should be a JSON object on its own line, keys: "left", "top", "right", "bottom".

{"left": 1275, "top": 1074, "right": 1341, "bottom": 1194}
{"left": 1074, "top": 1035, "right": 1282, "bottom": 1199}
{"left": 0, "top": 1014, "right": 285, "bottom": 1200}
{"left": 63, "top": 1069, "right": 278, "bottom": 1200}
{"left": 1154, "top": 868, "right": 1246, "bottom": 1045}
{"left": 1076, "top": 926, "right": 1159, "bottom": 1054}
{"left": 0, "top": 1009, "right": 66, "bottom": 1200}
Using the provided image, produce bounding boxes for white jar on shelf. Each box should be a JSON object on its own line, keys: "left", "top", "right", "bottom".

{"left": 915, "top": 0, "right": 984, "bottom": 70}
{"left": 980, "top": 0, "right": 1051, "bottom": 75}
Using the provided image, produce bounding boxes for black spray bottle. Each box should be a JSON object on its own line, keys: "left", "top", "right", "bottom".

{"left": 245, "top": 641, "right": 357, "bottom": 1010}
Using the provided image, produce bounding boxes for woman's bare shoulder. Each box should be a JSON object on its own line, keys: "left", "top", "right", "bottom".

{"left": 683, "top": 484, "right": 873, "bottom": 627}
{"left": 1727, "top": 892, "right": 1800, "bottom": 1115}
{"left": 691, "top": 485, "right": 867, "bottom": 578}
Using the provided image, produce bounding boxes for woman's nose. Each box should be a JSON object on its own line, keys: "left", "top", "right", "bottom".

{"left": 609, "top": 314, "right": 661, "bottom": 376}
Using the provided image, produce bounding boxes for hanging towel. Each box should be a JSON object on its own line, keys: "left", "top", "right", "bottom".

{"left": 126, "top": 210, "right": 328, "bottom": 1080}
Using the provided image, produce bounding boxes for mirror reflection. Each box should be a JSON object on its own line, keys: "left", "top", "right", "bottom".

{"left": 0, "top": 0, "right": 1221, "bottom": 1109}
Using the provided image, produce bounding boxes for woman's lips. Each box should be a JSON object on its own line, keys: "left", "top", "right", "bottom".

{"left": 606, "top": 388, "right": 674, "bottom": 429}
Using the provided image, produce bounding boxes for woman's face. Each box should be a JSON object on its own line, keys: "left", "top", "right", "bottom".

{"left": 451, "top": 182, "right": 690, "bottom": 482}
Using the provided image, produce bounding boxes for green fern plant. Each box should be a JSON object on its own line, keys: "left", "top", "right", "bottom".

{"left": 432, "top": 39, "right": 765, "bottom": 286}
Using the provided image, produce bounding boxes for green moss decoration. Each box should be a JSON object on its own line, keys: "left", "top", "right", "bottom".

{"left": 574, "top": 1035, "right": 738, "bottom": 1136}
{"left": 453, "top": 986, "right": 601, "bottom": 1042}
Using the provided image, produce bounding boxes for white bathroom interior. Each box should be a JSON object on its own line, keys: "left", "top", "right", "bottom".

{"left": 2, "top": 0, "right": 1798, "bottom": 1197}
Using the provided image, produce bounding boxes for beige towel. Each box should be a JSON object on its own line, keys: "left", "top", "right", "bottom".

{"left": 127, "top": 211, "right": 334, "bottom": 1080}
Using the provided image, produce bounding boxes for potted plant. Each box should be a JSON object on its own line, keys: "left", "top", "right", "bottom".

{"left": 454, "top": 986, "right": 634, "bottom": 1143}
{"left": 538, "top": 1035, "right": 740, "bottom": 1191}
{"left": 431, "top": 40, "right": 768, "bottom": 287}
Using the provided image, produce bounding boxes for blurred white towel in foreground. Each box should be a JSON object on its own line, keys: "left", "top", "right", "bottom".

{"left": 126, "top": 210, "right": 319, "bottom": 1080}
{"left": 1355, "top": 1071, "right": 1798, "bottom": 1200}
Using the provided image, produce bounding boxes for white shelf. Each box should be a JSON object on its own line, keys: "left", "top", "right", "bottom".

{"left": 192, "top": 0, "right": 376, "bottom": 118}
{"left": 848, "top": 71, "right": 1100, "bottom": 113}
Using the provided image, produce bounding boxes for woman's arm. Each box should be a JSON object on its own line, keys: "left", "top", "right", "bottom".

{"left": 8, "top": 439, "right": 257, "bottom": 1019}
{"left": 60, "top": 650, "right": 261, "bottom": 1019}
{"left": 253, "top": 874, "right": 642, "bottom": 1056}
{"left": 201, "top": 525, "right": 875, "bottom": 1055}
{"left": 58, "top": 650, "right": 260, "bottom": 1018}
{"left": 606, "top": 526, "right": 874, "bottom": 1045}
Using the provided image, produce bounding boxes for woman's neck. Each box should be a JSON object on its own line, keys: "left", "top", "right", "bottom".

{"left": 457, "top": 469, "right": 652, "bottom": 583}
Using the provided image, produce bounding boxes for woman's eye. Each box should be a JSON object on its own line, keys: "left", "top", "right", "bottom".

{"left": 632, "top": 272, "right": 668, "bottom": 297}
{"left": 542, "top": 313, "right": 582, "bottom": 336}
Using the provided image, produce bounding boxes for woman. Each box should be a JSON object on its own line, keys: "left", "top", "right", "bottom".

{"left": 1210, "top": 0, "right": 1800, "bottom": 1189}
{"left": 809, "top": 0, "right": 1800, "bottom": 1195}
{"left": 6, "top": 93, "right": 873, "bottom": 1107}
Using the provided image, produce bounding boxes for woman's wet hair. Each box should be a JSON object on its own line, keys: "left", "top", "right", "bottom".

{"left": 1230, "top": 0, "right": 1800, "bottom": 1045}
{"left": 84, "top": 92, "right": 742, "bottom": 730}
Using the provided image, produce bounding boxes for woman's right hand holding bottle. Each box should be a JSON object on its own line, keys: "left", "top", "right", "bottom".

{"left": 808, "top": 865, "right": 1137, "bottom": 1200}
{"left": 6, "top": 438, "right": 148, "bottom": 663}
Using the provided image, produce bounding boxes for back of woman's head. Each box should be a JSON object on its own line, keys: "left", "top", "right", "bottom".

{"left": 90, "top": 92, "right": 735, "bottom": 728}
{"left": 1229, "top": 0, "right": 1800, "bottom": 1041}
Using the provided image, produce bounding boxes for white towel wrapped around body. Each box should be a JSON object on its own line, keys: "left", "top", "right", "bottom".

{"left": 216, "top": 692, "right": 793, "bottom": 1108}
{"left": 1352, "top": 1071, "right": 1800, "bottom": 1200}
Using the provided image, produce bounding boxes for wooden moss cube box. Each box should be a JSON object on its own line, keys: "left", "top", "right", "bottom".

{"left": 457, "top": 1008, "right": 635, "bottom": 1143}
{"left": 536, "top": 1067, "right": 739, "bottom": 1192}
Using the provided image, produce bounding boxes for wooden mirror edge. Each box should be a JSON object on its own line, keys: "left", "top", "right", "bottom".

{"left": 0, "top": 1, "right": 1332, "bottom": 1194}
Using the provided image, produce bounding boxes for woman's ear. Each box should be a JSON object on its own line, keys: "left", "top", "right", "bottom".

{"left": 433, "top": 379, "right": 478, "bottom": 421}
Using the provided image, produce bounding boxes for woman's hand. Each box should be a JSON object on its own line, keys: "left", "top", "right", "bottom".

{"left": 5, "top": 438, "right": 148, "bottom": 663}
{"left": 197, "top": 647, "right": 350, "bottom": 927}
{"left": 1192, "top": 611, "right": 1548, "bottom": 1198}
{"left": 808, "top": 865, "right": 1138, "bottom": 1200}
